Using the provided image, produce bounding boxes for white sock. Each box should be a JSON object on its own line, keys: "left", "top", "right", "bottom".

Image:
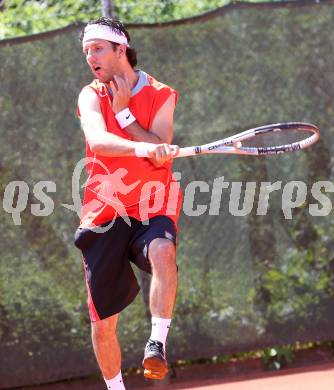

{"left": 104, "top": 371, "right": 125, "bottom": 390}
{"left": 150, "top": 317, "right": 171, "bottom": 348}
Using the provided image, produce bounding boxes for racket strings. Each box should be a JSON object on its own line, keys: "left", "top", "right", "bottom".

{"left": 240, "top": 129, "right": 313, "bottom": 149}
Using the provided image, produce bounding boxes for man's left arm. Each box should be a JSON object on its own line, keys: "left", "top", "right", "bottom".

{"left": 110, "top": 75, "right": 177, "bottom": 166}
{"left": 125, "top": 93, "right": 176, "bottom": 145}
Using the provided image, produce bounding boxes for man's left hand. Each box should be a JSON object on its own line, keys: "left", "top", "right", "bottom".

{"left": 109, "top": 75, "right": 131, "bottom": 114}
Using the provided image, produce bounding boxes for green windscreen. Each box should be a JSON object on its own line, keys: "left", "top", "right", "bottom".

{"left": 1, "top": 2, "right": 334, "bottom": 387}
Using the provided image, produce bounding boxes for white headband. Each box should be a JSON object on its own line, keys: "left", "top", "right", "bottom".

{"left": 83, "top": 24, "right": 129, "bottom": 46}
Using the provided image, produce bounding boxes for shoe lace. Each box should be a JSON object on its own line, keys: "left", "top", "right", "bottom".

{"left": 147, "top": 339, "right": 164, "bottom": 354}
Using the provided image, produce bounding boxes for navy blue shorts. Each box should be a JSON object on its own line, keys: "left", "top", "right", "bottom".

{"left": 74, "top": 216, "right": 177, "bottom": 321}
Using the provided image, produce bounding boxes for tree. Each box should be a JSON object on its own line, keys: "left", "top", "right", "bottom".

{"left": 0, "top": 0, "right": 228, "bottom": 39}
{"left": 101, "top": 0, "right": 115, "bottom": 18}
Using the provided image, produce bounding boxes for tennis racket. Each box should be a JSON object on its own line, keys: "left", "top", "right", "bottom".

{"left": 174, "top": 122, "right": 320, "bottom": 158}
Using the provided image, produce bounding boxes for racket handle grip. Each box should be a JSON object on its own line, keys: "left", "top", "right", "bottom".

{"left": 173, "top": 146, "right": 198, "bottom": 158}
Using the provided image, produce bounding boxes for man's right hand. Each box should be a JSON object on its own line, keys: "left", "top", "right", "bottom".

{"left": 147, "top": 144, "right": 179, "bottom": 167}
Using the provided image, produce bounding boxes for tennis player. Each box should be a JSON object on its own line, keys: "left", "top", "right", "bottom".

{"left": 74, "top": 17, "right": 182, "bottom": 390}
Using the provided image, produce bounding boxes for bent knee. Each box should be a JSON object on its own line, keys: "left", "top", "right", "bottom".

{"left": 148, "top": 238, "right": 176, "bottom": 267}
{"left": 91, "top": 314, "right": 118, "bottom": 335}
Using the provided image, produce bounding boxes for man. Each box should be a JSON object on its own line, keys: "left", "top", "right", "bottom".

{"left": 74, "top": 17, "right": 182, "bottom": 390}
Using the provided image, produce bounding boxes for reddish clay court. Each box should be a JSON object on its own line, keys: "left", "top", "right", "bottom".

{"left": 22, "top": 348, "right": 334, "bottom": 390}
{"left": 27, "top": 361, "right": 334, "bottom": 390}
{"left": 156, "top": 364, "right": 334, "bottom": 390}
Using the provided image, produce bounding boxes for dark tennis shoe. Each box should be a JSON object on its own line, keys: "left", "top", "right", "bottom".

{"left": 142, "top": 339, "right": 168, "bottom": 380}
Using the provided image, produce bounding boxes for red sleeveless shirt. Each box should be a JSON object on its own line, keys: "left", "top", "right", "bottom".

{"left": 78, "top": 71, "right": 182, "bottom": 228}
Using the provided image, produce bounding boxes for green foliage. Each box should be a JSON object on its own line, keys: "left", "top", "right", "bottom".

{"left": 1, "top": 0, "right": 257, "bottom": 39}
{"left": 262, "top": 346, "right": 294, "bottom": 370}
{"left": 0, "top": 0, "right": 101, "bottom": 38}
{"left": 262, "top": 245, "right": 333, "bottom": 322}
{"left": 114, "top": 0, "right": 227, "bottom": 23}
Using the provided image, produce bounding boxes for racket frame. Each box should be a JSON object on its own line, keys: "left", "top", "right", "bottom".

{"left": 175, "top": 122, "right": 320, "bottom": 158}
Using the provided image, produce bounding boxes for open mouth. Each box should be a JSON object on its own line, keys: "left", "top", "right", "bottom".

{"left": 93, "top": 65, "right": 101, "bottom": 72}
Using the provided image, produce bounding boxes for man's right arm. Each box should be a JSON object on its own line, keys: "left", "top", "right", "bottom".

{"left": 78, "top": 87, "right": 140, "bottom": 157}
{"left": 78, "top": 87, "right": 178, "bottom": 164}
